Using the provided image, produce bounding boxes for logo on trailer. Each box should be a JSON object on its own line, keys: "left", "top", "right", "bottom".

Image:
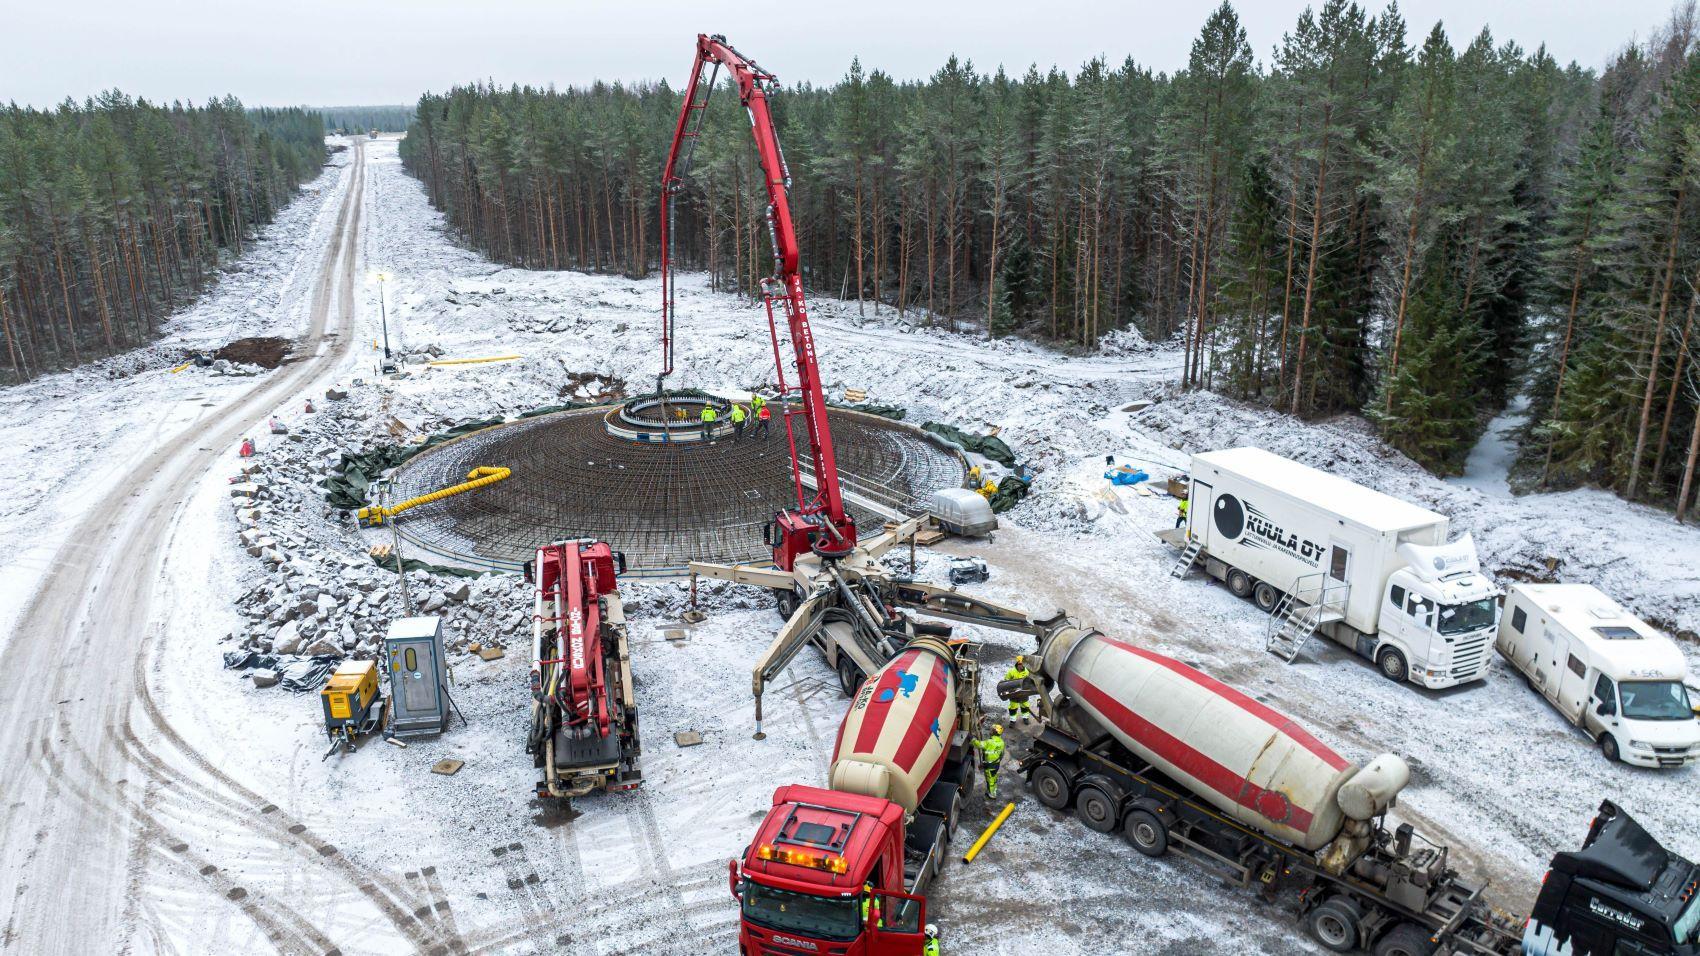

{"left": 1213, "top": 494, "right": 1323, "bottom": 566}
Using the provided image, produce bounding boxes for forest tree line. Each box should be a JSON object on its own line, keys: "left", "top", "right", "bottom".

{"left": 400, "top": 2, "right": 1700, "bottom": 518}
{"left": 0, "top": 94, "right": 327, "bottom": 382}
{"left": 317, "top": 105, "right": 414, "bottom": 133}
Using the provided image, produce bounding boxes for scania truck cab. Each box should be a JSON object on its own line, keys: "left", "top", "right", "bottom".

{"left": 731, "top": 786, "right": 929, "bottom": 955}
{"left": 1525, "top": 801, "right": 1700, "bottom": 956}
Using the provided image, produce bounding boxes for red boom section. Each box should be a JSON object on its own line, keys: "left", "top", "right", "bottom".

{"left": 659, "top": 34, "right": 856, "bottom": 566}
{"left": 533, "top": 541, "right": 618, "bottom": 737}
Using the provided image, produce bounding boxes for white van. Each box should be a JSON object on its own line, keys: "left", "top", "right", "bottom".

{"left": 1497, "top": 583, "right": 1700, "bottom": 768}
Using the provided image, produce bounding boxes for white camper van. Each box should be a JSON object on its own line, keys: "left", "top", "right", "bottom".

{"left": 1182, "top": 447, "right": 1500, "bottom": 689}
{"left": 1496, "top": 583, "right": 1700, "bottom": 768}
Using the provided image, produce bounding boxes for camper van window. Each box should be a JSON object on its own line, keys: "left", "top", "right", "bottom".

{"left": 1568, "top": 655, "right": 1587, "bottom": 679}
{"left": 1618, "top": 681, "right": 1693, "bottom": 721}
{"left": 1592, "top": 626, "right": 1641, "bottom": 641}
{"left": 1389, "top": 585, "right": 1406, "bottom": 609}
{"left": 1511, "top": 606, "right": 1527, "bottom": 634}
{"left": 1594, "top": 674, "right": 1616, "bottom": 708}
{"left": 1438, "top": 598, "right": 1496, "bottom": 635}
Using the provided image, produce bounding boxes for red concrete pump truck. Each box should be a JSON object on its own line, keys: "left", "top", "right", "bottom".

{"left": 658, "top": 35, "right": 1056, "bottom": 955}
{"left": 525, "top": 540, "right": 641, "bottom": 799}
{"left": 659, "top": 33, "right": 857, "bottom": 573}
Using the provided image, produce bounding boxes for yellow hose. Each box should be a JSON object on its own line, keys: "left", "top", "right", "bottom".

{"left": 426, "top": 354, "right": 521, "bottom": 367}
{"left": 168, "top": 361, "right": 193, "bottom": 374}
{"left": 962, "top": 801, "right": 1015, "bottom": 863}
{"left": 358, "top": 466, "right": 510, "bottom": 526}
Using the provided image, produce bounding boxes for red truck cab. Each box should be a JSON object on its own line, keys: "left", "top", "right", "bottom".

{"left": 731, "top": 785, "right": 928, "bottom": 955}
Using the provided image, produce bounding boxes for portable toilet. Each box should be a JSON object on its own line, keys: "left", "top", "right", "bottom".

{"left": 384, "top": 617, "right": 449, "bottom": 737}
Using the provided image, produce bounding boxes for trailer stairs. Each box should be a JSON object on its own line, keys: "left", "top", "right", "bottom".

{"left": 1266, "top": 572, "right": 1349, "bottom": 663}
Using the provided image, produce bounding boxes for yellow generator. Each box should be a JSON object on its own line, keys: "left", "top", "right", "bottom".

{"left": 320, "top": 659, "right": 384, "bottom": 758}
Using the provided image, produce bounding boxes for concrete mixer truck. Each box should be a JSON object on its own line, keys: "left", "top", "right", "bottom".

{"left": 730, "top": 634, "right": 981, "bottom": 955}
{"left": 1020, "top": 624, "right": 1526, "bottom": 955}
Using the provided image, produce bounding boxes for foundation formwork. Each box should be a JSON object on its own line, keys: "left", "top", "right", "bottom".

{"left": 385, "top": 404, "right": 966, "bottom": 574}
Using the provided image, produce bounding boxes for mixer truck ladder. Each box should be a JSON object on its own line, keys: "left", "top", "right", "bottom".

{"left": 1170, "top": 536, "right": 1204, "bottom": 578}
{"left": 1265, "top": 572, "right": 1348, "bottom": 663}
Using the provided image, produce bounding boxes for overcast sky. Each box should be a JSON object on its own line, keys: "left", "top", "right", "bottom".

{"left": 1, "top": 0, "right": 1684, "bottom": 109}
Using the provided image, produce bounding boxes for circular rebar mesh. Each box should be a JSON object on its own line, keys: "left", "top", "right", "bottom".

{"left": 387, "top": 406, "right": 965, "bottom": 573}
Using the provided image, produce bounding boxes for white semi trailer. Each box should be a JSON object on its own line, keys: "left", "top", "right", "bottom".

{"left": 1179, "top": 447, "right": 1500, "bottom": 688}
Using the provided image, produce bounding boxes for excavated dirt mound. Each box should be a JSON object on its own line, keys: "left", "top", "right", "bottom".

{"left": 214, "top": 336, "right": 291, "bottom": 368}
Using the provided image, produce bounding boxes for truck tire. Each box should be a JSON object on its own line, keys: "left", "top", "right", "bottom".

{"left": 1377, "top": 647, "right": 1410, "bottom": 683}
{"left": 1030, "top": 764, "right": 1072, "bottom": 810}
{"left": 1123, "top": 809, "right": 1169, "bottom": 857}
{"left": 1306, "top": 898, "right": 1363, "bottom": 953}
{"left": 1253, "top": 582, "right": 1280, "bottom": 612}
{"left": 1075, "top": 784, "right": 1119, "bottom": 833}
{"left": 1373, "top": 923, "right": 1437, "bottom": 956}
{"left": 837, "top": 658, "right": 864, "bottom": 697}
{"left": 775, "top": 589, "right": 799, "bottom": 621}
{"left": 1227, "top": 569, "right": 1253, "bottom": 598}
{"left": 1601, "top": 734, "right": 1622, "bottom": 763}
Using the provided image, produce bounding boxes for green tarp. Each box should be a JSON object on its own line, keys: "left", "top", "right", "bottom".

{"left": 987, "top": 474, "right": 1030, "bottom": 513}
{"left": 921, "top": 422, "right": 1016, "bottom": 467}
{"left": 368, "top": 552, "right": 486, "bottom": 578}
{"left": 322, "top": 404, "right": 594, "bottom": 510}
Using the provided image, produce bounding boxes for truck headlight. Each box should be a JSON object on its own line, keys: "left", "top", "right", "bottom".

{"left": 1629, "top": 740, "right": 1653, "bottom": 751}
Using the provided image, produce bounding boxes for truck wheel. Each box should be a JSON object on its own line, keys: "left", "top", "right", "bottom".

{"left": 1373, "top": 924, "right": 1437, "bottom": 956}
{"left": 1306, "top": 898, "right": 1363, "bottom": 953}
{"left": 1601, "top": 734, "right": 1622, "bottom": 763}
{"left": 1377, "top": 647, "right": 1410, "bottom": 683}
{"left": 775, "top": 589, "right": 799, "bottom": 621}
{"left": 1253, "top": 582, "right": 1280, "bottom": 612}
{"left": 1227, "top": 569, "right": 1253, "bottom": 598}
{"left": 1123, "top": 809, "right": 1169, "bottom": 857}
{"left": 837, "top": 658, "right": 864, "bottom": 697}
{"left": 1030, "top": 764, "right": 1071, "bottom": 810}
{"left": 1075, "top": 785, "right": 1118, "bottom": 833}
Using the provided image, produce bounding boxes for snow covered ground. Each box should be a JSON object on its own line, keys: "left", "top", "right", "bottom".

{"left": 6, "top": 136, "right": 1698, "bottom": 955}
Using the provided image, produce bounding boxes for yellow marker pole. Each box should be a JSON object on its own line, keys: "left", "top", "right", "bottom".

{"left": 961, "top": 802, "right": 1015, "bottom": 863}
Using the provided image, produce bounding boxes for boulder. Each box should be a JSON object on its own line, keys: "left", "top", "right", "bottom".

{"left": 271, "top": 620, "right": 304, "bottom": 655}
{"left": 304, "top": 638, "right": 338, "bottom": 656}
{"left": 443, "top": 582, "right": 471, "bottom": 603}
{"left": 250, "top": 669, "right": 280, "bottom": 689}
{"left": 325, "top": 387, "right": 348, "bottom": 400}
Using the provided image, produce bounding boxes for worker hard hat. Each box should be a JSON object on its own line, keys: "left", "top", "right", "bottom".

{"left": 991, "top": 724, "right": 1003, "bottom": 735}
{"left": 1015, "top": 655, "right": 1026, "bottom": 666}
{"left": 925, "top": 924, "right": 938, "bottom": 938}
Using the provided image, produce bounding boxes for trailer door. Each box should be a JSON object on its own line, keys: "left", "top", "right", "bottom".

{"left": 1190, "top": 480, "right": 1214, "bottom": 547}
{"left": 1554, "top": 636, "right": 1591, "bottom": 722}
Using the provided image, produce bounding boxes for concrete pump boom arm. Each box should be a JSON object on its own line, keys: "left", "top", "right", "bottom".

{"left": 658, "top": 34, "right": 854, "bottom": 549}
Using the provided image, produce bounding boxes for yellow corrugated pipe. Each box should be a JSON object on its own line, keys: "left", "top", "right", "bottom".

{"left": 357, "top": 466, "right": 510, "bottom": 527}
{"left": 426, "top": 354, "right": 521, "bottom": 367}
